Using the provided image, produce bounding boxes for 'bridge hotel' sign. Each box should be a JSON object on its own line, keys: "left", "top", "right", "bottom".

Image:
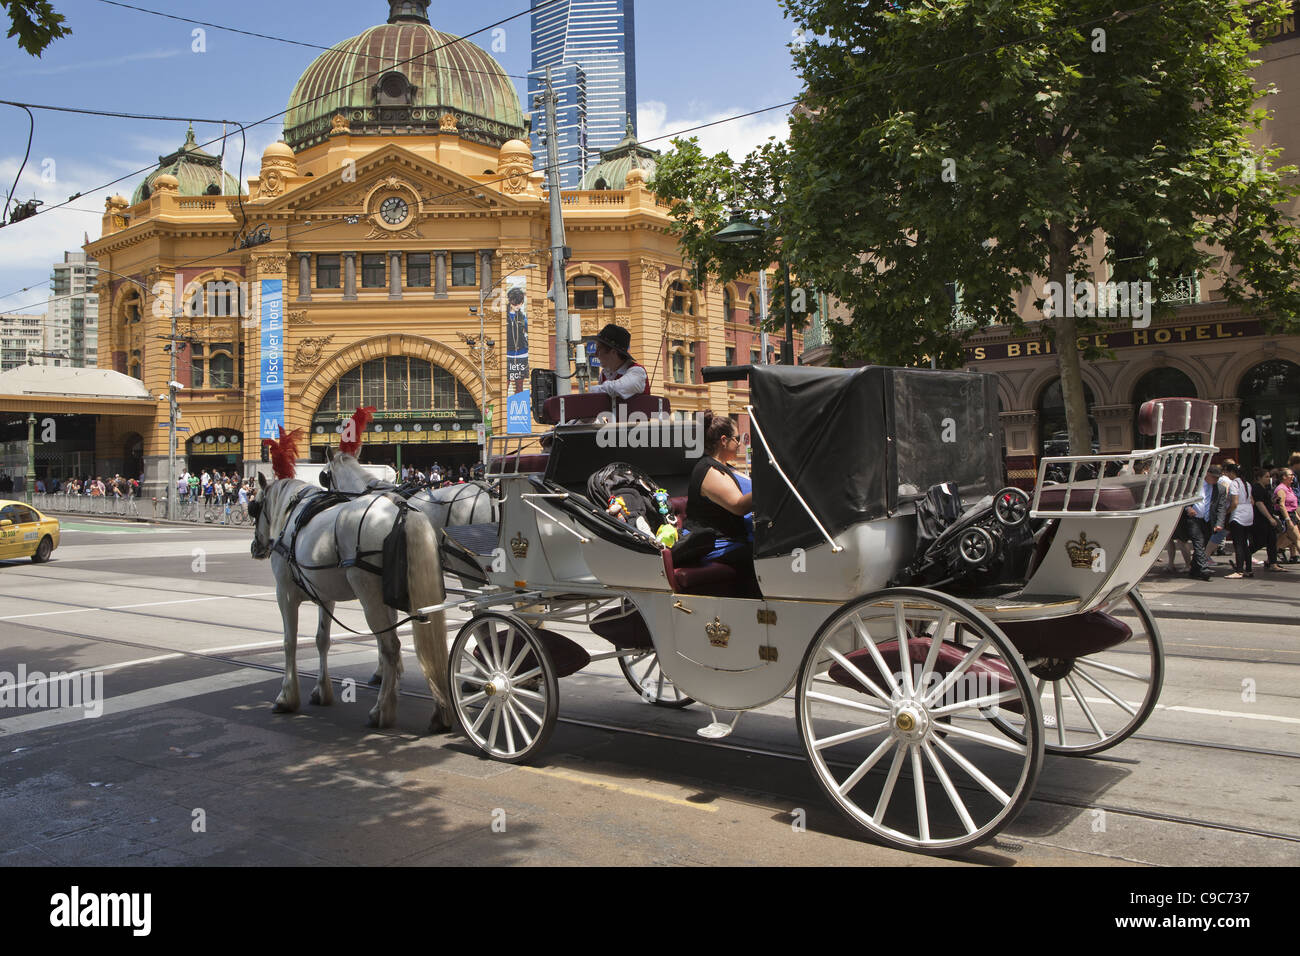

{"left": 965, "top": 319, "right": 1266, "bottom": 362}
{"left": 1256, "top": 3, "right": 1298, "bottom": 43}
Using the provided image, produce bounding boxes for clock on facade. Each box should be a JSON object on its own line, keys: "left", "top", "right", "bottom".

{"left": 379, "top": 196, "right": 409, "bottom": 225}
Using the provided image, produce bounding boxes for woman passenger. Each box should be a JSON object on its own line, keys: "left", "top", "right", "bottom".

{"left": 684, "top": 410, "right": 761, "bottom": 597}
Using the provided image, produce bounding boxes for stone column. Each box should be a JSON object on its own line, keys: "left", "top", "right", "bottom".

{"left": 1093, "top": 404, "right": 1135, "bottom": 454}
{"left": 389, "top": 251, "right": 403, "bottom": 300}
{"left": 297, "top": 253, "right": 311, "bottom": 301}
{"left": 434, "top": 251, "right": 448, "bottom": 298}
{"left": 343, "top": 252, "right": 357, "bottom": 300}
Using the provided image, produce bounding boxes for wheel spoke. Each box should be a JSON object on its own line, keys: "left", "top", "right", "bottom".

{"left": 835, "top": 734, "right": 896, "bottom": 795}
{"left": 1073, "top": 666, "right": 1138, "bottom": 716}
{"left": 460, "top": 691, "right": 487, "bottom": 706}
{"left": 502, "top": 701, "right": 517, "bottom": 753}
{"left": 460, "top": 654, "right": 490, "bottom": 678}
{"left": 920, "top": 611, "right": 949, "bottom": 688}
{"left": 923, "top": 741, "right": 977, "bottom": 835}
{"left": 514, "top": 687, "right": 547, "bottom": 705}
{"left": 813, "top": 720, "right": 891, "bottom": 752}
{"left": 478, "top": 626, "right": 499, "bottom": 669}
{"left": 924, "top": 634, "right": 992, "bottom": 707}
{"left": 910, "top": 745, "right": 929, "bottom": 841}
{"left": 470, "top": 696, "right": 497, "bottom": 735}
{"left": 806, "top": 690, "right": 892, "bottom": 716}
{"left": 638, "top": 655, "right": 658, "bottom": 687}
{"left": 852, "top": 617, "right": 899, "bottom": 689}
{"left": 505, "top": 643, "right": 532, "bottom": 678}
{"left": 927, "top": 689, "right": 1021, "bottom": 717}
{"left": 512, "top": 666, "right": 542, "bottom": 685}
{"left": 454, "top": 670, "right": 487, "bottom": 683}
{"left": 873, "top": 743, "right": 907, "bottom": 820}
{"left": 506, "top": 699, "right": 534, "bottom": 745}
{"left": 826, "top": 648, "right": 895, "bottom": 705}
{"left": 511, "top": 695, "right": 543, "bottom": 726}
{"left": 1053, "top": 682, "right": 1066, "bottom": 746}
{"left": 1065, "top": 673, "right": 1107, "bottom": 740}
{"left": 933, "top": 720, "right": 1027, "bottom": 755}
{"left": 1073, "top": 657, "right": 1147, "bottom": 682}
{"left": 895, "top": 602, "right": 915, "bottom": 697}
{"left": 487, "top": 696, "right": 502, "bottom": 751}
{"left": 501, "top": 629, "right": 516, "bottom": 677}
{"left": 655, "top": 668, "right": 666, "bottom": 701}
{"left": 932, "top": 735, "right": 1012, "bottom": 806}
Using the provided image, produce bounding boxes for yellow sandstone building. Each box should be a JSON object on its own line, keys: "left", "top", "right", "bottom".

{"left": 85, "top": 0, "right": 777, "bottom": 496}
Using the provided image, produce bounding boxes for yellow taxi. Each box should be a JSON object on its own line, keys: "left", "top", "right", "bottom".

{"left": 0, "top": 501, "right": 60, "bottom": 563}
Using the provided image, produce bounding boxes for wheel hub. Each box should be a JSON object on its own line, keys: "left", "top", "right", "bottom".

{"left": 483, "top": 672, "right": 512, "bottom": 699}
{"left": 892, "top": 702, "right": 929, "bottom": 741}
{"left": 1029, "top": 657, "right": 1075, "bottom": 680}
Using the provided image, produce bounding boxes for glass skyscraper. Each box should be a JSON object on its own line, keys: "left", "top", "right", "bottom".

{"left": 529, "top": 0, "right": 637, "bottom": 189}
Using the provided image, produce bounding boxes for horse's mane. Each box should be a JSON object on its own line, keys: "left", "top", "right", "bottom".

{"left": 262, "top": 426, "right": 304, "bottom": 479}
{"left": 339, "top": 405, "right": 377, "bottom": 457}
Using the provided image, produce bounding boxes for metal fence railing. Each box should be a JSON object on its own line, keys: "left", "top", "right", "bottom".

{"left": 3, "top": 492, "right": 251, "bottom": 527}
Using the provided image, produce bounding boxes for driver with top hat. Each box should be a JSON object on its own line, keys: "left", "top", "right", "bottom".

{"left": 589, "top": 323, "right": 650, "bottom": 399}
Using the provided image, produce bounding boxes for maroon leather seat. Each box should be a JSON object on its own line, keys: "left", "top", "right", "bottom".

{"left": 490, "top": 453, "right": 550, "bottom": 473}
{"left": 540, "top": 392, "right": 671, "bottom": 425}
{"left": 1137, "top": 397, "right": 1215, "bottom": 438}
{"left": 659, "top": 495, "right": 748, "bottom": 596}
{"left": 1036, "top": 480, "right": 1141, "bottom": 512}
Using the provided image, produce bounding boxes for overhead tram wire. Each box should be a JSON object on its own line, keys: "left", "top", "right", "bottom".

{"left": 94, "top": 0, "right": 534, "bottom": 82}
{"left": 8, "top": 0, "right": 569, "bottom": 230}
{"left": 2, "top": 104, "right": 36, "bottom": 223}
{"left": 0, "top": 0, "right": 1187, "bottom": 312}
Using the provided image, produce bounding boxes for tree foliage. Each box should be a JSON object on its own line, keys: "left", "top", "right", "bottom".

{"left": 778, "top": 0, "right": 1300, "bottom": 453}
{"left": 3, "top": 0, "right": 69, "bottom": 57}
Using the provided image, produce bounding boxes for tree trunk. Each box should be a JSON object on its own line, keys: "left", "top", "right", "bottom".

{"left": 1049, "top": 224, "right": 1092, "bottom": 456}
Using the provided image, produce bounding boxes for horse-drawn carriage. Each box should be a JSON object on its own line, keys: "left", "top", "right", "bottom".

{"left": 412, "top": 364, "right": 1217, "bottom": 854}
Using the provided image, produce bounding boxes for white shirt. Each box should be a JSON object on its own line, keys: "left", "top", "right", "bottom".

{"left": 1230, "top": 477, "right": 1254, "bottom": 525}
{"left": 589, "top": 361, "right": 648, "bottom": 400}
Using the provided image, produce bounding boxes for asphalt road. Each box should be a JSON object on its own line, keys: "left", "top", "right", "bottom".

{"left": 0, "top": 520, "right": 1296, "bottom": 866}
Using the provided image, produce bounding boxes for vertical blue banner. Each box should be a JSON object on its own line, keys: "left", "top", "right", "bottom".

{"left": 259, "top": 279, "right": 284, "bottom": 440}
{"left": 507, "top": 390, "right": 532, "bottom": 435}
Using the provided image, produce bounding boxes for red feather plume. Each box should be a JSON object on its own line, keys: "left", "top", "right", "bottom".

{"left": 261, "top": 426, "right": 304, "bottom": 480}
{"left": 339, "top": 405, "right": 376, "bottom": 457}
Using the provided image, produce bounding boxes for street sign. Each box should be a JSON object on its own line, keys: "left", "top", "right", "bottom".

{"left": 158, "top": 423, "right": 190, "bottom": 432}
{"left": 507, "top": 390, "right": 532, "bottom": 434}
{"left": 473, "top": 423, "right": 486, "bottom": 446}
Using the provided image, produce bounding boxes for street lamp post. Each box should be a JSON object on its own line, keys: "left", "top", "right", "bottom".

{"left": 714, "top": 209, "right": 795, "bottom": 365}
{"left": 25, "top": 413, "right": 36, "bottom": 504}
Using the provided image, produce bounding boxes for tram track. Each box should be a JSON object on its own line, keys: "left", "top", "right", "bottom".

{"left": 6, "top": 611, "right": 1300, "bottom": 855}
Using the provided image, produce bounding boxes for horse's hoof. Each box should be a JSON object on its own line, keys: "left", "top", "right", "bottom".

{"left": 309, "top": 687, "right": 333, "bottom": 706}
{"left": 272, "top": 700, "right": 298, "bottom": 714}
{"left": 368, "top": 672, "right": 382, "bottom": 686}
{"left": 428, "top": 714, "right": 453, "bottom": 735}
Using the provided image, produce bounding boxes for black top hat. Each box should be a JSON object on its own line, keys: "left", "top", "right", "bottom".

{"left": 595, "top": 323, "right": 633, "bottom": 361}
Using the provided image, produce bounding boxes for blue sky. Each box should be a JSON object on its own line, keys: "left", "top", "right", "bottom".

{"left": 0, "top": 0, "right": 803, "bottom": 316}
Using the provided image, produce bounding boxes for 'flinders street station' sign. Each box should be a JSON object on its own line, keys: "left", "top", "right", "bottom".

{"left": 965, "top": 319, "right": 1266, "bottom": 362}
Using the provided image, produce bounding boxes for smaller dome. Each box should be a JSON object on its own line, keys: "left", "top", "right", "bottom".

{"left": 579, "top": 119, "right": 660, "bottom": 191}
{"left": 500, "top": 138, "right": 531, "bottom": 156}
{"left": 106, "top": 194, "right": 128, "bottom": 209}
{"left": 132, "top": 125, "right": 244, "bottom": 203}
{"left": 626, "top": 165, "right": 647, "bottom": 186}
{"left": 262, "top": 140, "right": 295, "bottom": 163}
{"left": 153, "top": 173, "right": 180, "bottom": 193}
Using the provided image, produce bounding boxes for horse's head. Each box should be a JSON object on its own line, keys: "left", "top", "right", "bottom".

{"left": 325, "top": 446, "right": 372, "bottom": 494}
{"left": 249, "top": 472, "right": 287, "bottom": 560}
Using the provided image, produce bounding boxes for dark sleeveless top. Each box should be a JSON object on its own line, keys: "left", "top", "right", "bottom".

{"left": 686, "top": 456, "right": 748, "bottom": 542}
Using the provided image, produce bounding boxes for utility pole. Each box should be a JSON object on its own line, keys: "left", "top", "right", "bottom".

{"left": 541, "top": 65, "right": 573, "bottom": 395}
{"left": 156, "top": 290, "right": 196, "bottom": 521}
{"left": 758, "top": 269, "right": 769, "bottom": 364}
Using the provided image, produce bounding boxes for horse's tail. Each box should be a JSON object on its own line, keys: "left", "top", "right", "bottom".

{"left": 404, "top": 509, "right": 450, "bottom": 730}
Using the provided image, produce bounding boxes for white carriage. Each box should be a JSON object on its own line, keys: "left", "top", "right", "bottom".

{"left": 421, "top": 366, "right": 1218, "bottom": 854}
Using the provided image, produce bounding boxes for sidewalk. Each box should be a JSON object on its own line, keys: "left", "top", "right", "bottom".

{"left": 1137, "top": 559, "right": 1300, "bottom": 625}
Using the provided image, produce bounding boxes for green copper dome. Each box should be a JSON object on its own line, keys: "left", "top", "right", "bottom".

{"left": 579, "top": 121, "right": 660, "bottom": 190}
{"left": 284, "top": 0, "right": 526, "bottom": 151}
{"left": 131, "top": 125, "right": 244, "bottom": 204}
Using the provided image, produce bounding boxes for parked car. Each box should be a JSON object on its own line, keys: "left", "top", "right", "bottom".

{"left": 0, "top": 501, "right": 60, "bottom": 563}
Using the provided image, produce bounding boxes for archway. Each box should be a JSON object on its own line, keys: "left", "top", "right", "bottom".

{"left": 1037, "top": 378, "right": 1096, "bottom": 456}
{"left": 1238, "top": 359, "right": 1300, "bottom": 471}
{"left": 1131, "top": 367, "right": 1198, "bottom": 449}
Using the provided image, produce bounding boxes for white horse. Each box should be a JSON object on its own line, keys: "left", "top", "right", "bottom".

{"left": 250, "top": 472, "right": 452, "bottom": 732}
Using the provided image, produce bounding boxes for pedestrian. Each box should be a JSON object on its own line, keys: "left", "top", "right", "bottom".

{"left": 1274, "top": 466, "right": 1300, "bottom": 563}
{"left": 1208, "top": 459, "right": 1235, "bottom": 559}
{"left": 188, "top": 472, "right": 200, "bottom": 502}
{"left": 1224, "top": 462, "right": 1255, "bottom": 578}
{"left": 1180, "top": 464, "right": 1226, "bottom": 581}
{"left": 1251, "top": 467, "right": 1285, "bottom": 572}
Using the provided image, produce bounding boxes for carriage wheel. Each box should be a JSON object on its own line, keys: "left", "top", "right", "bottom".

{"left": 449, "top": 612, "right": 559, "bottom": 764}
{"left": 796, "top": 588, "right": 1043, "bottom": 854}
{"left": 981, "top": 588, "right": 1165, "bottom": 756}
{"left": 618, "top": 650, "right": 694, "bottom": 709}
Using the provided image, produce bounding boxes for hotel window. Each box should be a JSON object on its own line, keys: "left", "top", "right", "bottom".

{"left": 748, "top": 291, "right": 760, "bottom": 326}
{"left": 317, "top": 254, "right": 341, "bottom": 289}
{"left": 361, "top": 254, "right": 385, "bottom": 288}
{"left": 571, "top": 275, "right": 615, "bottom": 311}
{"left": 726, "top": 346, "right": 736, "bottom": 387}
{"left": 407, "top": 253, "right": 431, "bottom": 288}
{"left": 670, "top": 339, "right": 694, "bottom": 385}
{"left": 190, "top": 343, "right": 204, "bottom": 388}
{"left": 209, "top": 343, "right": 235, "bottom": 388}
{"left": 723, "top": 288, "right": 734, "bottom": 324}
{"left": 667, "top": 280, "right": 694, "bottom": 315}
{"left": 451, "top": 253, "right": 476, "bottom": 287}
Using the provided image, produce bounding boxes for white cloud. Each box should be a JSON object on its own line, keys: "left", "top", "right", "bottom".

{"left": 637, "top": 99, "right": 791, "bottom": 161}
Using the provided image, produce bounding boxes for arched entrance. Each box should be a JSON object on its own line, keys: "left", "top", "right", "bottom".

{"left": 1037, "top": 378, "right": 1097, "bottom": 456}
{"left": 123, "top": 433, "right": 144, "bottom": 481}
{"left": 312, "top": 356, "right": 482, "bottom": 472}
{"left": 1131, "top": 367, "right": 1198, "bottom": 449}
{"left": 1238, "top": 359, "right": 1300, "bottom": 471}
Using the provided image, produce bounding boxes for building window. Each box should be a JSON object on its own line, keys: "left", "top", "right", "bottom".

{"left": 571, "top": 275, "right": 615, "bottom": 311}
{"left": 361, "top": 254, "right": 385, "bottom": 288}
{"left": 670, "top": 339, "right": 694, "bottom": 385}
{"left": 1131, "top": 367, "right": 1198, "bottom": 450}
{"left": 723, "top": 288, "right": 734, "bottom": 324}
{"left": 1038, "top": 378, "right": 1097, "bottom": 456}
{"left": 748, "top": 292, "right": 760, "bottom": 326}
{"left": 209, "top": 350, "right": 235, "bottom": 388}
{"left": 451, "top": 253, "right": 476, "bottom": 287}
{"left": 316, "top": 358, "right": 479, "bottom": 419}
{"left": 317, "top": 255, "right": 341, "bottom": 289}
{"left": 190, "top": 342, "right": 204, "bottom": 388}
{"left": 407, "top": 253, "right": 431, "bottom": 287}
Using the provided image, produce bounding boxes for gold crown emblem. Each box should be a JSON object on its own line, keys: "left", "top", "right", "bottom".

{"left": 1065, "top": 531, "right": 1099, "bottom": 569}
{"left": 705, "top": 616, "right": 731, "bottom": 648}
{"left": 510, "top": 531, "right": 529, "bottom": 559}
{"left": 1140, "top": 525, "right": 1160, "bottom": 556}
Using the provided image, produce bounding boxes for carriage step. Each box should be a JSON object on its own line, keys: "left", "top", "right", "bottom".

{"left": 442, "top": 523, "right": 500, "bottom": 556}
{"left": 697, "top": 709, "right": 743, "bottom": 739}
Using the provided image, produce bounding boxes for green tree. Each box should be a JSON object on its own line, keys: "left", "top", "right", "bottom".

{"left": 4, "top": 0, "right": 69, "bottom": 56}
{"left": 781, "top": 0, "right": 1300, "bottom": 454}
